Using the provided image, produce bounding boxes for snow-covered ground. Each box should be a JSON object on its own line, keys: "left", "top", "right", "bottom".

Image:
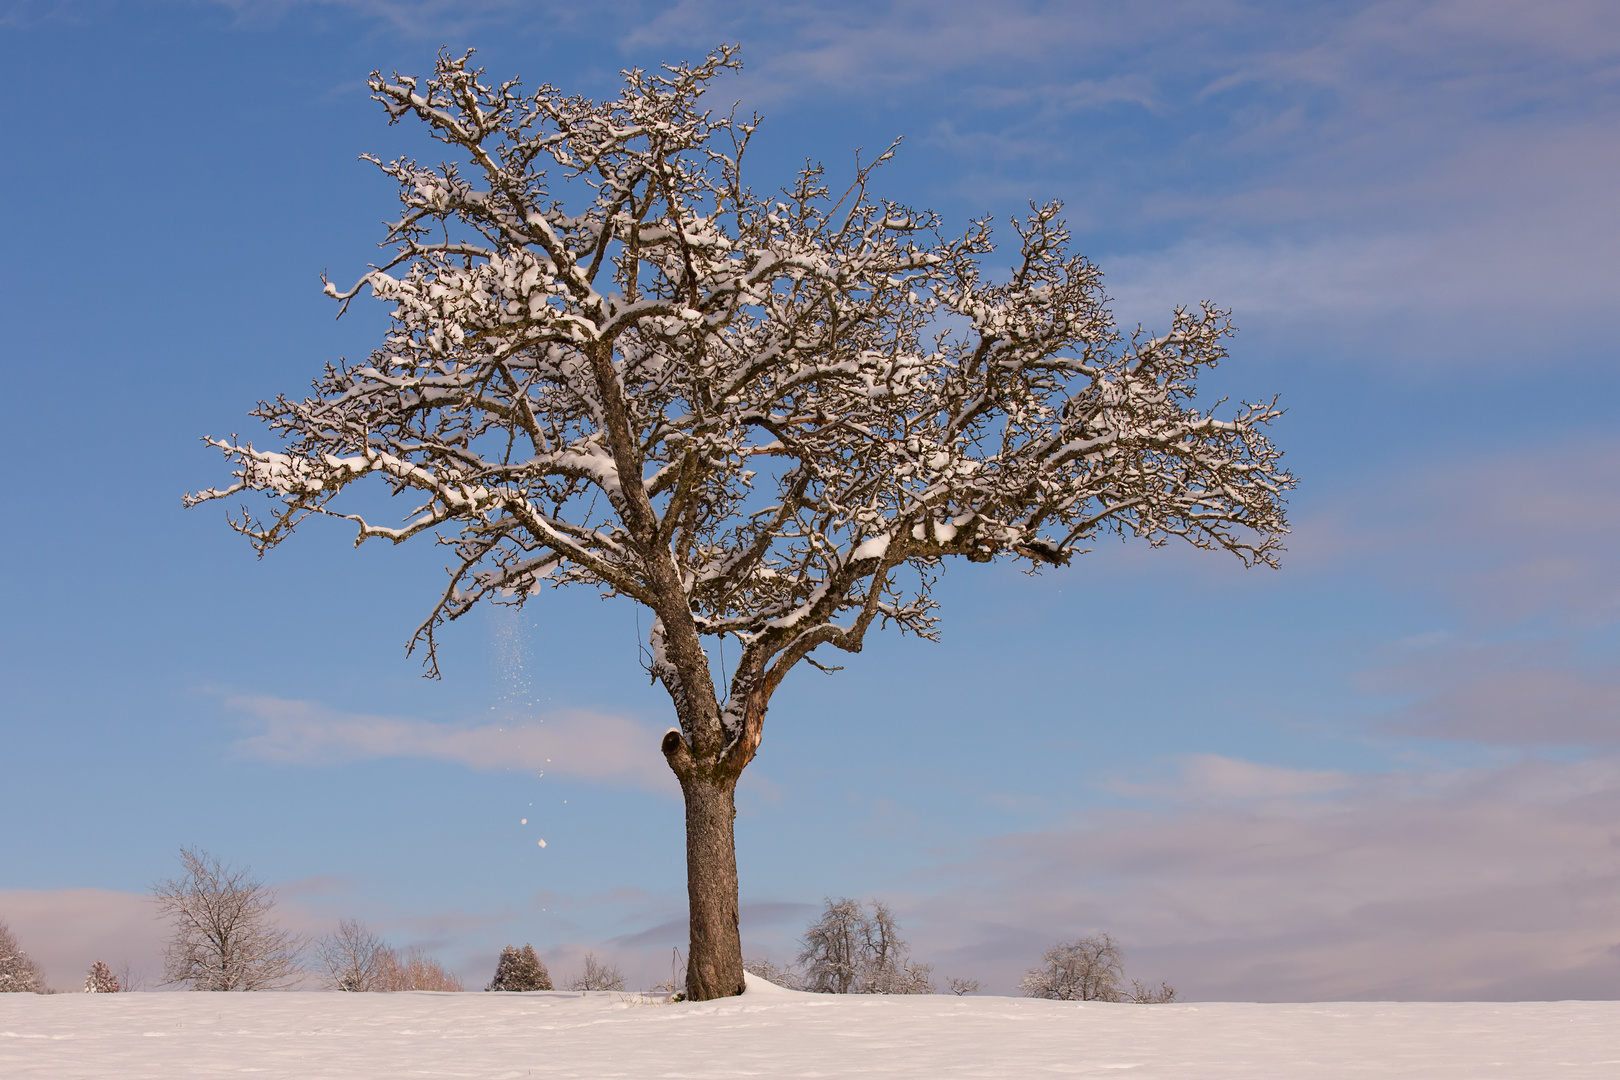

{"left": 3, "top": 974, "right": 1616, "bottom": 1079}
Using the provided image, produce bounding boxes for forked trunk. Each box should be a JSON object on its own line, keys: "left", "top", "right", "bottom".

{"left": 679, "top": 772, "right": 746, "bottom": 1000}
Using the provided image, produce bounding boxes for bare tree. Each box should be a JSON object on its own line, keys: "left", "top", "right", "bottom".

{"left": 1019, "top": 934, "right": 1126, "bottom": 1001}
{"left": 316, "top": 921, "right": 464, "bottom": 991}
{"left": 0, "top": 920, "right": 45, "bottom": 993}
{"left": 797, "top": 898, "right": 934, "bottom": 994}
{"left": 83, "top": 961, "right": 121, "bottom": 993}
{"left": 796, "top": 898, "right": 864, "bottom": 993}
{"left": 946, "top": 976, "right": 980, "bottom": 995}
{"left": 567, "top": 952, "right": 626, "bottom": 991}
{"left": 152, "top": 847, "right": 305, "bottom": 991}
{"left": 487, "top": 943, "right": 553, "bottom": 991}
{"left": 1019, "top": 935, "right": 1173, "bottom": 1002}
{"left": 187, "top": 49, "right": 1291, "bottom": 1000}
{"left": 315, "top": 919, "right": 389, "bottom": 991}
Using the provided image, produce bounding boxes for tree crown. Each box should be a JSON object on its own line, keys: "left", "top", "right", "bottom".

{"left": 188, "top": 47, "right": 1291, "bottom": 772}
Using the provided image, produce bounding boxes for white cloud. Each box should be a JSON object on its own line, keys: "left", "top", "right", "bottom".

{"left": 226, "top": 696, "right": 677, "bottom": 793}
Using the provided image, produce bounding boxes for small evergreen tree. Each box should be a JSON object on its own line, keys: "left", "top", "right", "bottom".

{"left": 487, "top": 944, "right": 552, "bottom": 991}
{"left": 0, "top": 921, "right": 44, "bottom": 993}
{"left": 84, "top": 961, "right": 121, "bottom": 993}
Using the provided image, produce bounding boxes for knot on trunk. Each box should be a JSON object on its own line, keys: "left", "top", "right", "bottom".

{"left": 661, "top": 727, "right": 696, "bottom": 779}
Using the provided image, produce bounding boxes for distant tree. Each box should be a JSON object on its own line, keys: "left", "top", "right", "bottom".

{"left": 187, "top": 48, "right": 1292, "bottom": 1001}
{"left": 0, "top": 921, "right": 45, "bottom": 993}
{"left": 1019, "top": 934, "right": 1125, "bottom": 1001}
{"left": 797, "top": 898, "right": 934, "bottom": 994}
{"left": 568, "top": 953, "right": 626, "bottom": 991}
{"left": 487, "top": 944, "right": 553, "bottom": 991}
{"left": 946, "top": 976, "right": 980, "bottom": 996}
{"left": 1019, "top": 934, "right": 1175, "bottom": 1003}
{"left": 797, "top": 898, "right": 864, "bottom": 994}
{"left": 316, "top": 919, "right": 390, "bottom": 991}
{"left": 83, "top": 961, "right": 121, "bottom": 993}
{"left": 315, "top": 919, "right": 462, "bottom": 991}
{"left": 152, "top": 847, "right": 305, "bottom": 991}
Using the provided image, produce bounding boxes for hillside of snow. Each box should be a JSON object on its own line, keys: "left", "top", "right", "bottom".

{"left": 3, "top": 974, "right": 1616, "bottom": 1079}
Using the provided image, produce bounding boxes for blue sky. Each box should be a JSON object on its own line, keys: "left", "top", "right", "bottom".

{"left": 2, "top": 0, "right": 1617, "bottom": 1000}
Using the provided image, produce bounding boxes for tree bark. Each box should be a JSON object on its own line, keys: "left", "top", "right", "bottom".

{"left": 678, "top": 769, "right": 746, "bottom": 1000}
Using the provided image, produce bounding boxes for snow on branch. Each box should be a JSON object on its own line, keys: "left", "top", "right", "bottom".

{"left": 189, "top": 47, "right": 1291, "bottom": 771}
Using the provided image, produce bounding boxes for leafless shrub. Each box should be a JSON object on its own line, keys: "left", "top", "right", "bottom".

{"left": 568, "top": 953, "right": 626, "bottom": 992}
{"left": 1129, "top": 978, "right": 1177, "bottom": 1003}
{"left": 743, "top": 957, "right": 800, "bottom": 990}
{"left": 650, "top": 947, "right": 687, "bottom": 998}
{"left": 797, "top": 898, "right": 934, "bottom": 994}
{"left": 152, "top": 847, "right": 305, "bottom": 991}
{"left": 115, "top": 962, "right": 147, "bottom": 992}
{"left": 83, "top": 961, "right": 121, "bottom": 993}
{"left": 947, "top": 977, "right": 981, "bottom": 996}
{"left": 0, "top": 921, "right": 45, "bottom": 993}
{"left": 378, "top": 947, "right": 463, "bottom": 992}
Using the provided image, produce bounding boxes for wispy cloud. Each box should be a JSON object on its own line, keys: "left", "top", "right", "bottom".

{"left": 903, "top": 752, "right": 1620, "bottom": 1000}
{"left": 1364, "top": 637, "right": 1620, "bottom": 747}
{"left": 1292, "top": 436, "right": 1620, "bottom": 628}
{"left": 226, "top": 695, "right": 676, "bottom": 793}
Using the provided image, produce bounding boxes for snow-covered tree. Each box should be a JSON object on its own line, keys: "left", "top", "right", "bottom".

{"left": 187, "top": 48, "right": 1292, "bottom": 1000}
{"left": 83, "top": 961, "right": 121, "bottom": 993}
{"left": 0, "top": 921, "right": 45, "bottom": 993}
{"left": 797, "top": 897, "right": 933, "bottom": 994}
{"left": 1019, "top": 934, "right": 1126, "bottom": 1001}
{"left": 487, "top": 943, "right": 552, "bottom": 991}
{"left": 567, "top": 952, "right": 626, "bottom": 991}
{"left": 153, "top": 847, "right": 305, "bottom": 991}
{"left": 1020, "top": 935, "right": 1176, "bottom": 1002}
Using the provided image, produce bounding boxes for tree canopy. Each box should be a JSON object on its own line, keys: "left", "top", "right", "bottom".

{"left": 188, "top": 47, "right": 1291, "bottom": 999}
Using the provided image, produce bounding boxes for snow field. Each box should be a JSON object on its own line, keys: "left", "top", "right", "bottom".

{"left": 2, "top": 974, "right": 1616, "bottom": 1079}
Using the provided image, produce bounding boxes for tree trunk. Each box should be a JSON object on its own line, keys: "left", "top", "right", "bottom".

{"left": 678, "top": 771, "right": 746, "bottom": 1000}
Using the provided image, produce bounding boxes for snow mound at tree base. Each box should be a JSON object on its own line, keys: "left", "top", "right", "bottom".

{"left": 1, "top": 990, "right": 1616, "bottom": 1078}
